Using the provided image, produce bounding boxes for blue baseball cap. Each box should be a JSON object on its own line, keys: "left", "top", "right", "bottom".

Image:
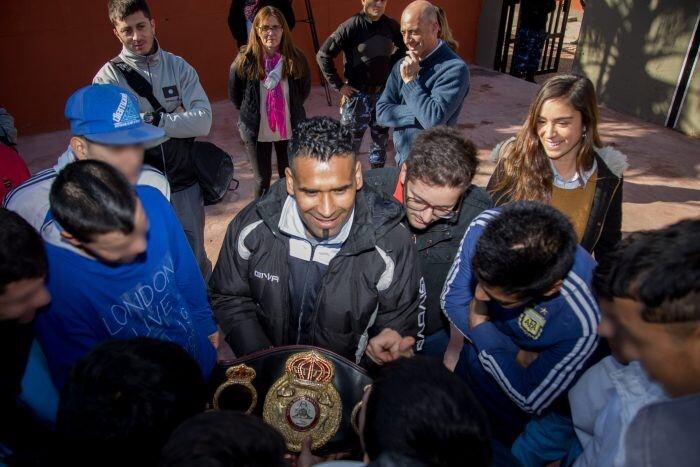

{"left": 65, "top": 84, "right": 165, "bottom": 145}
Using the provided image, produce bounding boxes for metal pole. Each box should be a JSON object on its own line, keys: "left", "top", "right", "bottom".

{"left": 297, "top": 0, "right": 332, "bottom": 106}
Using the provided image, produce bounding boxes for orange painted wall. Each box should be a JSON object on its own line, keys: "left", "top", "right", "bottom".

{"left": 0, "top": 0, "right": 481, "bottom": 135}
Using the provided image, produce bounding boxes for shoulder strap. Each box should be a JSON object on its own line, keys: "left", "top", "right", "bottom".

{"left": 110, "top": 57, "right": 165, "bottom": 113}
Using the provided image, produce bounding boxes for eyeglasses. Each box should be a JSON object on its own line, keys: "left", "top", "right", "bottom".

{"left": 404, "top": 183, "right": 461, "bottom": 220}
{"left": 257, "top": 25, "right": 282, "bottom": 34}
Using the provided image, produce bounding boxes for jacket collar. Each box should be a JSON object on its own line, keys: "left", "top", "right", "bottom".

{"left": 119, "top": 38, "right": 162, "bottom": 69}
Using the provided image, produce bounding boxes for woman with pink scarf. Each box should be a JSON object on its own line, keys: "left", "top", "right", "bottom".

{"left": 229, "top": 6, "right": 310, "bottom": 197}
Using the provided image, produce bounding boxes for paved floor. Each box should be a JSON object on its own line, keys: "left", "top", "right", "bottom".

{"left": 15, "top": 67, "right": 700, "bottom": 264}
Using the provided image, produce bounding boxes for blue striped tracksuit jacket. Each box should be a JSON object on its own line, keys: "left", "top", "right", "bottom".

{"left": 440, "top": 209, "right": 601, "bottom": 432}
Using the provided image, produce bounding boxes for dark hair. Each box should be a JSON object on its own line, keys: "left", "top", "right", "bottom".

{"left": 289, "top": 117, "right": 355, "bottom": 165}
{"left": 473, "top": 202, "right": 577, "bottom": 299}
{"left": 363, "top": 356, "right": 491, "bottom": 466}
{"left": 57, "top": 338, "right": 207, "bottom": 467}
{"left": 594, "top": 218, "right": 700, "bottom": 324}
{"left": 159, "top": 411, "right": 287, "bottom": 467}
{"left": 49, "top": 160, "right": 136, "bottom": 243}
{"left": 108, "top": 0, "right": 152, "bottom": 25}
{"left": 0, "top": 208, "right": 47, "bottom": 294}
{"left": 406, "top": 126, "right": 478, "bottom": 189}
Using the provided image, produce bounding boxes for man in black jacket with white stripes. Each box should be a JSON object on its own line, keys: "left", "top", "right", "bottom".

{"left": 209, "top": 117, "right": 423, "bottom": 365}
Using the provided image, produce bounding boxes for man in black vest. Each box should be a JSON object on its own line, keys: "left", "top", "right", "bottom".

{"left": 364, "top": 126, "right": 492, "bottom": 357}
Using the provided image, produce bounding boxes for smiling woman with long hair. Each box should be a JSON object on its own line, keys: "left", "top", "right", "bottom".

{"left": 487, "top": 74, "right": 627, "bottom": 261}
{"left": 229, "top": 6, "right": 310, "bottom": 198}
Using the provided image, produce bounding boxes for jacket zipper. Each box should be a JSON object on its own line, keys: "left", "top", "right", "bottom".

{"left": 591, "top": 176, "right": 622, "bottom": 252}
{"left": 296, "top": 242, "right": 316, "bottom": 344}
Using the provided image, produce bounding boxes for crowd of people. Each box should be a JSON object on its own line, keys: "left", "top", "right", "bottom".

{"left": 1, "top": 0, "right": 698, "bottom": 466}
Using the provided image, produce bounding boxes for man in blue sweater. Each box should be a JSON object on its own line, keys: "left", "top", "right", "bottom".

{"left": 441, "top": 202, "right": 602, "bottom": 457}
{"left": 34, "top": 160, "right": 218, "bottom": 389}
{"left": 376, "top": 0, "right": 469, "bottom": 165}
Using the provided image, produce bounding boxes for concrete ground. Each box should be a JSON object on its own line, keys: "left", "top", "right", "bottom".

{"left": 15, "top": 67, "right": 700, "bottom": 264}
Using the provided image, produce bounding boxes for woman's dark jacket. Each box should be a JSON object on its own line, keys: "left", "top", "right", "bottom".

{"left": 487, "top": 140, "right": 627, "bottom": 262}
{"left": 228, "top": 51, "right": 311, "bottom": 141}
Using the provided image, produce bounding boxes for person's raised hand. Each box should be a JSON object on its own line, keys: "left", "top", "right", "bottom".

{"left": 400, "top": 52, "right": 420, "bottom": 83}
{"left": 366, "top": 328, "right": 415, "bottom": 364}
{"left": 339, "top": 84, "right": 357, "bottom": 98}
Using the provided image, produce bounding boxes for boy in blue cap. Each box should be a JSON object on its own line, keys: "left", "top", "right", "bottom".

{"left": 4, "top": 83, "right": 169, "bottom": 231}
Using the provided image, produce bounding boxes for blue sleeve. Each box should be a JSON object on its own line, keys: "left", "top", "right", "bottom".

{"left": 401, "top": 60, "right": 469, "bottom": 128}
{"left": 376, "top": 62, "right": 418, "bottom": 127}
{"left": 468, "top": 323, "right": 599, "bottom": 415}
{"left": 441, "top": 210, "right": 499, "bottom": 336}
{"left": 147, "top": 188, "right": 217, "bottom": 339}
{"left": 34, "top": 272, "right": 101, "bottom": 389}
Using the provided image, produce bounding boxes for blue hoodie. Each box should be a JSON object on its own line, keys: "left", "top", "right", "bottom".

{"left": 441, "top": 209, "right": 601, "bottom": 431}
{"left": 35, "top": 186, "right": 216, "bottom": 389}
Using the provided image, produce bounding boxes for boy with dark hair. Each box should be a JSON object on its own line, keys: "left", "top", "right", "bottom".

{"left": 34, "top": 160, "right": 217, "bottom": 389}
{"left": 159, "top": 411, "right": 287, "bottom": 467}
{"left": 588, "top": 219, "right": 700, "bottom": 466}
{"left": 317, "top": 0, "right": 405, "bottom": 169}
{"left": 96, "top": 0, "right": 213, "bottom": 276}
{"left": 57, "top": 338, "right": 207, "bottom": 467}
{"left": 362, "top": 356, "right": 491, "bottom": 466}
{"left": 210, "top": 116, "right": 423, "bottom": 365}
{"left": 0, "top": 208, "right": 51, "bottom": 461}
{"left": 107, "top": 0, "right": 151, "bottom": 24}
{"left": 364, "top": 126, "right": 492, "bottom": 357}
{"left": 441, "top": 202, "right": 601, "bottom": 455}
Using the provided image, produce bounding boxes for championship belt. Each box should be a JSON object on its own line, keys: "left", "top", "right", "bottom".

{"left": 211, "top": 345, "right": 372, "bottom": 453}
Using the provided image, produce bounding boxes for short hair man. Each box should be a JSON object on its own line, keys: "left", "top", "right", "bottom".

{"left": 317, "top": 0, "right": 405, "bottom": 169}
{"left": 160, "top": 411, "right": 288, "bottom": 467}
{"left": 361, "top": 356, "right": 491, "bottom": 466}
{"left": 94, "top": 0, "right": 213, "bottom": 276}
{"left": 591, "top": 219, "right": 700, "bottom": 467}
{"left": 34, "top": 160, "right": 217, "bottom": 389}
{"left": 441, "top": 202, "right": 601, "bottom": 450}
{"left": 364, "top": 126, "right": 491, "bottom": 357}
{"left": 209, "top": 116, "right": 423, "bottom": 365}
{"left": 375, "top": 1, "right": 469, "bottom": 165}
{"left": 3, "top": 83, "right": 168, "bottom": 231}
{"left": 0, "top": 208, "right": 51, "bottom": 456}
{"left": 57, "top": 338, "right": 207, "bottom": 467}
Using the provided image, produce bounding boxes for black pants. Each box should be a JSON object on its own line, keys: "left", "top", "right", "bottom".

{"left": 242, "top": 138, "right": 289, "bottom": 198}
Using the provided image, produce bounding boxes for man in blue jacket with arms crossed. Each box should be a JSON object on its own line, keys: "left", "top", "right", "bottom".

{"left": 441, "top": 202, "right": 602, "bottom": 465}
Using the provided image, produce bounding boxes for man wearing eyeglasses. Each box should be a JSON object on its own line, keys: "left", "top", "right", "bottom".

{"left": 364, "top": 126, "right": 492, "bottom": 357}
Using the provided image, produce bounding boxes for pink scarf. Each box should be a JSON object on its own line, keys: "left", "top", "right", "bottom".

{"left": 263, "top": 52, "right": 288, "bottom": 139}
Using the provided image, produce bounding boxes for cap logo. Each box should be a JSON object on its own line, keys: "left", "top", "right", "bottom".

{"left": 112, "top": 93, "right": 140, "bottom": 128}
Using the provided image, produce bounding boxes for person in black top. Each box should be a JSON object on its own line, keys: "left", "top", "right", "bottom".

{"left": 317, "top": 0, "right": 405, "bottom": 169}
{"left": 0, "top": 208, "right": 51, "bottom": 463}
{"left": 511, "top": 0, "right": 556, "bottom": 82}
